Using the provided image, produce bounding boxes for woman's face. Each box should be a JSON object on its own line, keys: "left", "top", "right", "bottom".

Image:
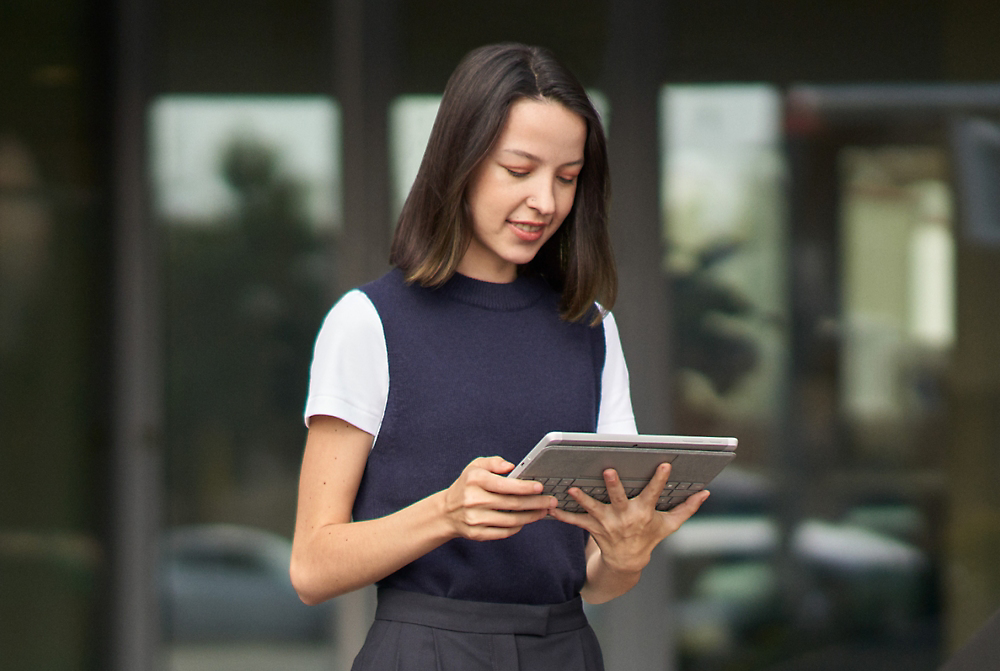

{"left": 458, "top": 98, "right": 587, "bottom": 283}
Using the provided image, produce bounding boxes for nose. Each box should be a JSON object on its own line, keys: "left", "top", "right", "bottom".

{"left": 527, "top": 178, "right": 556, "bottom": 216}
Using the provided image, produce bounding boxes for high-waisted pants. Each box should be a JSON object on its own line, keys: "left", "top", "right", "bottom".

{"left": 350, "top": 588, "right": 606, "bottom": 671}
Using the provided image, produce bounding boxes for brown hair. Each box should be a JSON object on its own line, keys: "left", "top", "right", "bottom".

{"left": 389, "top": 42, "right": 616, "bottom": 323}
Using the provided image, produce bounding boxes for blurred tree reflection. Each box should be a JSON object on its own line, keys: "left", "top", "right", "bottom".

{"left": 672, "top": 240, "right": 759, "bottom": 397}
{"left": 164, "top": 136, "right": 329, "bottom": 529}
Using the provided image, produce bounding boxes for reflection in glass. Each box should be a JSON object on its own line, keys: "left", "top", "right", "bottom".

{"left": 389, "top": 95, "right": 440, "bottom": 221}
{"left": 1, "top": 131, "right": 104, "bottom": 671}
{"left": 840, "top": 148, "right": 955, "bottom": 463}
{"left": 660, "top": 94, "right": 950, "bottom": 666}
{"left": 661, "top": 84, "right": 790, "bottom": 670}
{"left": 151, "top": 97, "right": 341, "bottom": 231}
{"left": 150, "top": 96, "right": 340, "bottom": 670}
{"left": 661, "top": 85, "right": 786, "bottom": 436}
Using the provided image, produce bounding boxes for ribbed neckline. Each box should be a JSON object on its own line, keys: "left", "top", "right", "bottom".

{"left": 432, "top": 270, "right": 549, "bottom": 311}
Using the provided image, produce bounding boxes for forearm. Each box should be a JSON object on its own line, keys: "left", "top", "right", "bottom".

{"left": 290, "top": 490, "right": 455, "bottom": 605}
{"left": 579, "top": 542, "right": 642, "bottom": 604}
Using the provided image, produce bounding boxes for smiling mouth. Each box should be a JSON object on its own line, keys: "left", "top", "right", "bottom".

{"left": 509, "top": 221, "right": 545, "bottom": 233}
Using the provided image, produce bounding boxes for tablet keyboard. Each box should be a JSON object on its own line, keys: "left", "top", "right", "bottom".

{"left": 524, "top": 477, "right": 706, "bottom": 512}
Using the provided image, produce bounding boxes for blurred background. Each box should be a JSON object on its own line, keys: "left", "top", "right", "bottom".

{"left": 3, "top": 0, "right": 1000, "bottom": 669}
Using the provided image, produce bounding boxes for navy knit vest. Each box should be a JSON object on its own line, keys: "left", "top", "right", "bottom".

{"left": 354, "top": 268, "right": 606, "bottom": 604}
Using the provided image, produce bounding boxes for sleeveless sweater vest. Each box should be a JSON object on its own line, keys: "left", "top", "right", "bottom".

{"left": 354, "top": 268, "right": 606, "bottom": 604}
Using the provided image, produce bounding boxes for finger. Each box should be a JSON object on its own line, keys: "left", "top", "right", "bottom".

{"left": 467, "top": 507, "right": 550, "bottom": 530}
{"left": 602, "top": 469, "right": 629, "bottom": 508}
{"left": 470, "top": 455, "right": 516, "bottom": 475}
{"left": 547, "top": 505, "right": 600, "bottom": 534}
{"left": 468, "top": 468, "right": 547, "bottom": 496}
{"left": 462, "top": 519, "right": 533, "bottom": 541}
{"left": 666, "top": 489, "right": 711, "bottom": 524}
{"left": 467, "top": 526, "right": 524, "bottom": 541}
{"left": 567, "top": 486, "right": 605, "bottom": 517}
{"left": 638, "top": 462, "right": 672, "bottom": 504}
{"left": 482, "top": 492, "right": 558, "bottom": 512}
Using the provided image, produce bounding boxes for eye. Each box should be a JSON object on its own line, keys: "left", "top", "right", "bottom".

{"left": 506, "top": 168, "right": 530, "bottom": 178}
{"left": 558, "top": 174, "right": 579, "bottom": 185}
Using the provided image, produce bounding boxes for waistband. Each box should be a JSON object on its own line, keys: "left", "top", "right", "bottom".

{"left": 374, "top": 587, "right": 589, "bottom": 636}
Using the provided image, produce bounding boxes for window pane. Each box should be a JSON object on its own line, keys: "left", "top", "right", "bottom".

{"left": 661, "top": 84, "right": 791, "bottom": 669}
{"left": 149, "top": 95, "right": 340, "bottom": 670}
{"left": 661, "top": 86, "right": 950, "bottom": 669}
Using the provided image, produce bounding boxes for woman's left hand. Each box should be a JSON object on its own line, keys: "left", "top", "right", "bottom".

{"left": 547, "top": 462, "right": 709, "bottom": 575}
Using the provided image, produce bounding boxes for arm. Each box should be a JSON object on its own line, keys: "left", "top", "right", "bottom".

{"left": 550, "top": 462, "right": 710, "bottom": 604}
{"left": 289, "top": 415, "right": 557, "bottom": 605}
{"left": 580, "top": 536, "right": 640, "bottom": 604}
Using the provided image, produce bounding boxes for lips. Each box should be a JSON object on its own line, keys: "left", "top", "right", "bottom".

{"left": 508, "top": 220, "right": 546, "bottom": 242}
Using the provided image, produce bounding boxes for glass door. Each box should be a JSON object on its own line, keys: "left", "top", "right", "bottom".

{"left": 660, "top": 85, "right": 1000, "bottom": 670}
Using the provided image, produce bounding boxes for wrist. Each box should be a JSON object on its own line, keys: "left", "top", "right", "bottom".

{"left": 595, "top": 546, "right": 650, "bottom": 576}
{"left": 429, "top": 489, "right": 462, "bottom": 541}
{"left": 583, "top": 552, "right": 643, "bottom": 604}
{"left": 601, "top": 555, "right": 645, "bottom": 578}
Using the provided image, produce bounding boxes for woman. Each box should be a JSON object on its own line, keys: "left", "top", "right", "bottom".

{"left": 290, "top": 42, "right": 709, "bottom": 670}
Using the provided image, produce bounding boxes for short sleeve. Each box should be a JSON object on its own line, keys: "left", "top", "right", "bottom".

{"left": 304, "top": 290, "right": 389, "bottom": 437}
{"left": 597, "top": 311, "right": 638, "bottom": 434}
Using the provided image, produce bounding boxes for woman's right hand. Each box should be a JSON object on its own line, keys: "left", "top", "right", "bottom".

{"left": 442, "top": 456, "right": 557, "bottom": 541}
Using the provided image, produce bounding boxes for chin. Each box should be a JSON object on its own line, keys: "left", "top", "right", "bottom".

{"left": 505, "top": 252, "right": 542, "bottom": 268}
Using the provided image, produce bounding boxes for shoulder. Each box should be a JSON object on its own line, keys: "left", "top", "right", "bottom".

{"left": 359, "top": 267, "right": 410, "bottom": 303}
{"left": 312, "top": 289, "right": 385, "bottom": 372}
{"left": 306, "top": 289, "right": 389, "bottom": 434}
{"left": 600, "top": 309, "right": 622, "bottom": 341}
{"left": 323, "top": 289, "right": 382, "bottom": 334}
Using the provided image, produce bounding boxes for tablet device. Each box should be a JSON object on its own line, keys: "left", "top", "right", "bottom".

{"left": 508, "top": 432, "right": 738, "bottom": 512}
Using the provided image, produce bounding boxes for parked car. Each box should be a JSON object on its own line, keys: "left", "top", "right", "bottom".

{"left": 665, "top": 469, "right": 933, "bottom": 666}
{"left": 161, "top": 524, "right": 333, "bottom": 643}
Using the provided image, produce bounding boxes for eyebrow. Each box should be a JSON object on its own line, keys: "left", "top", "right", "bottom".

{"left": 501, "top": 148, "right": 584, "bottom": 167}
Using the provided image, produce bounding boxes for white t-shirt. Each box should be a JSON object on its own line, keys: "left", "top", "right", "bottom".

{"left": 305, "top": 289, "right": 638, "bottom": 441}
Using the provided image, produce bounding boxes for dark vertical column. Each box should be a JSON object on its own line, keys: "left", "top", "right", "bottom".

{"left": 599, "top": 2, "right": 675, "bottom": 670}
{"left": 331, "top": 1, "right": 398, "bottom": 665}
{"left": 602, "top": 0, "right": 672, "bottom": 435}
{"left": 334, "top": 0, "right": 397, "bottom": 295}
{"left": 110, "top": 0, "right": 164, "bottom": 667}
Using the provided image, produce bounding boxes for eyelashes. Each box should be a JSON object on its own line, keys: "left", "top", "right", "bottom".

{"left": 505, "top": 168, "right": 578, "bottom": 185}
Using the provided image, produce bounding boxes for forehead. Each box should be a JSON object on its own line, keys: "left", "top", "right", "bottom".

{"left": 494, "top": 98, "right": 587, "bottom": 161}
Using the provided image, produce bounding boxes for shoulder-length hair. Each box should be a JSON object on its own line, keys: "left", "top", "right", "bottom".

{"left": 389, "top": 42, "right": 616, "bottom": 323}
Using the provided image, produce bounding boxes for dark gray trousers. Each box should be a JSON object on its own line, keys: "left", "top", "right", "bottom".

{"left": 350, "top": 588, "right": 606, "bottom": 671}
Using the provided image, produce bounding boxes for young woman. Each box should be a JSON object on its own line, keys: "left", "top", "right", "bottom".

{"left": 290, "top": 42, "right": 709, "bottom": 670}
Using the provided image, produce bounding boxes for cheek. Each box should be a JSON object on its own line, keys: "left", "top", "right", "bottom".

{"left": 474, "top": 175, "right": 515, "bottom": 215}
{"left": 556, "top": 187, "right": 579, "bottom": 220}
